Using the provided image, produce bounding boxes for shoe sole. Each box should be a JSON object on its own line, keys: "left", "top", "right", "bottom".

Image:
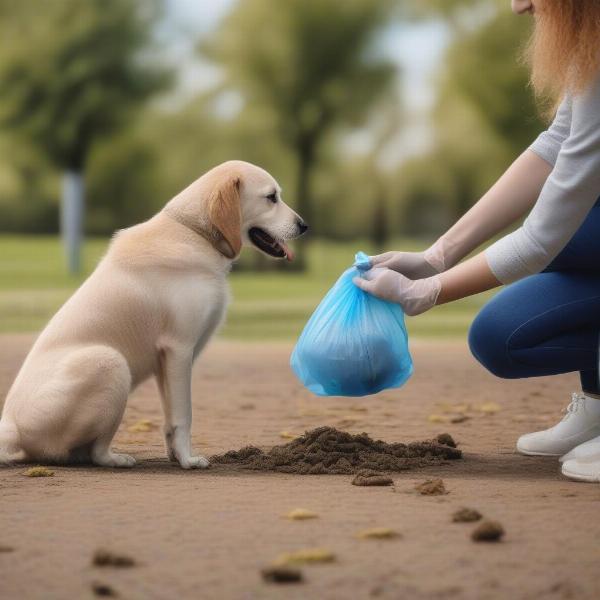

{"left": 561, "top": 465, "right": 600, "bottom": 483}
{"left": 516, "top": 447, "right": 562, "bottom": 457}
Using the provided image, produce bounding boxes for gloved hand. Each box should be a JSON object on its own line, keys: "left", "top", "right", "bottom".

{"left": 353, "top": 267, "right": 441, "bottom": 316}
{"left": 369, "top": 241, "right": 446, "bottom": 279}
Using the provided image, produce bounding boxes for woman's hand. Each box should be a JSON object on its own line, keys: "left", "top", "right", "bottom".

{"left": 369, "top": 250, "right": 440, "bottom": 279}
{"left": 353, "top": 267, "right": 441, "bottom": 316}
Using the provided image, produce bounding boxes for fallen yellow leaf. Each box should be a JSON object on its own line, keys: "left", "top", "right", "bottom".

{"left": 479, "top": 402, "right": 501, "bottom": 414}
{"left": 23, "top": 466, "right": 54, "bottom": 478}
{"left": 428, "top": 414, "right": 450, "bottom": 423}
{"left": 285, "top": 508, "right": 319, "bottom": 520}
{"left": 274, "top": 548, "right": 335, "bottom": 566}
{"left": 127, "top": 419, "right": 156, "bottom": 433}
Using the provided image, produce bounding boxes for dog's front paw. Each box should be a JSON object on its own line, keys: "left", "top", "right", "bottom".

{"left": 178, "top": 455, "right": 210, "bottom": 470}
{"left": 93, "top": 452, "right": 136, "bottom": 468}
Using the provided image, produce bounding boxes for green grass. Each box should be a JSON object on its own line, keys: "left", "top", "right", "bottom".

{"left": 0, "top": 235, "right": 492, "bottom": 339}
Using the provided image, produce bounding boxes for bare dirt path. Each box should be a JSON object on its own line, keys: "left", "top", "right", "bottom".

{"left": 1, "top": 335, "right": 599, "bottom": 599}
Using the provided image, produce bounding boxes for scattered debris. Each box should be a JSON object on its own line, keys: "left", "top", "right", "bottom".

{"left": 452, "top": 508, "right": 482, "bottom": 523}
{"left": 274, "top": 548, "right": 335, "bottom": 566}
{"left": 352, "top": 471, "right": 394, "bottom": 487}
{"left": 478, "top": 402, "right": 501, "bottom": 414}
{"left": 126, "top": 419, "right": 156, "bottom": 433}
{"left": 261, "top": 566, "right": 303, "bottom": 584}
{"left": 428, "top": 414, "right": 450, "bottom": 424}
{"left": 450, "top": 414, "right": 470, "bottom": 424}
{"left": 471, "top": 520, "right": 505, "bottom": 542}
{"left": 285, "top": 508, "right": 318, "bottom": 520}
{"left": 357, "top": 528, "right": 400, "bottom": 540}
{"left": 92, "top": 582, "right": 117, "bottom": 597}
{"left": 92, "top": 549, "right": 136, "bottom": 568}
{"left": 415, "top": 479, "right": 448, "bottom": 496}
{"left": 211, "top": 427, "right": 461, "bottom": 474}
{"left": 22, "top": 466, "right": 54, "bottom": 478}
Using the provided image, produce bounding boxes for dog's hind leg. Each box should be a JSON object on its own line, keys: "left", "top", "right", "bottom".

{"left": 15, "top": 345, "right": 135, "bottom": 468}
{"left": 0, "top": 420, "right": 27, "bottom": 465}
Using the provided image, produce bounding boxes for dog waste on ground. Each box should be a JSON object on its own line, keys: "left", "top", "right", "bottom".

{"left": 261, "top": 566, "right": 303, "bottom": 584}
{"left": 93, "top": 549, "right": 136, "bottom": 568}
{"left": 356, "top": 528, "right": 400, "bottom": 540}
{"left": 471, "top": 520, "right": 505, "bottom": 542}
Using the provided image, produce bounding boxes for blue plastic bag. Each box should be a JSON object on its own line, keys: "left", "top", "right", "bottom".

{"left": 290, "top": 252, "right": 413, "bottom": 397}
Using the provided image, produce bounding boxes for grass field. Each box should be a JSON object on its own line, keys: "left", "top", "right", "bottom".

{"left": 0, "top": 235, "right": 492, "bottom": 339}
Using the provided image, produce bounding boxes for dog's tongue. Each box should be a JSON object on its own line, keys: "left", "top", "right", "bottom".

{"left": 281, "top": 240, "right": 294, "bottom": 261}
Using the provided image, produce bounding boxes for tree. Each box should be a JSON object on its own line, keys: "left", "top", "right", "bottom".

{"left": 0, "top": 0, "right": 170, "bottom": 272}
{"left": 203, "top": 0, "right": 396, "bottom": 268}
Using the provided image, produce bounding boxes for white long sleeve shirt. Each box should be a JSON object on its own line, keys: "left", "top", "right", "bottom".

{"left": 485, "top": 76, "right": 600, "bottom": 283}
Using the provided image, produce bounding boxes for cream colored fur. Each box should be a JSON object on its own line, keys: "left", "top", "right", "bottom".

{"left": 0, "top": 161, "right": 305, "bottom": 469}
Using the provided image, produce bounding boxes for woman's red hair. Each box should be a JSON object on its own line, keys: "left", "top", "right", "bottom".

{"left": 527, "top": 0, "right": 600, "bottom": 105}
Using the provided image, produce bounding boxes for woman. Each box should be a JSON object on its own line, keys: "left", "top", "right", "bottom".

{"left": 355, "top": 0, "right": 600, "bottom": 483}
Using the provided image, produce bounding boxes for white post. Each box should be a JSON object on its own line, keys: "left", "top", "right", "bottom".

{"left": 60, "top": 170, "right": 84, "bottom": 274}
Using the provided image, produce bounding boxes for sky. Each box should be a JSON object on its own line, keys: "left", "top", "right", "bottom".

{"left": 160, "top": 0, "right": 450, "bottom": 166}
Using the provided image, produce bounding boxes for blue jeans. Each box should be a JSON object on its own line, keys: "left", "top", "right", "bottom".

{"left": 469, "top": 198, "right": 600, "bottom": 395}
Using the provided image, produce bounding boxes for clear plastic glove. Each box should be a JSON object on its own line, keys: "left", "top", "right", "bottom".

{"left": 353, "top": 267, "right": 441, "bottom": 316}
{"left": 370, "top": 241, "right": 446, "bottom": 279}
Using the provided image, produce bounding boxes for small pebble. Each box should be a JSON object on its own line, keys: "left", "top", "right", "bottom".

{"left": 285, "top": 508, "right": 318, "bottom": 520}
{"left": 471, "top": 519, "right": 505, "bottom": 542}
{"left": 452, "top": 507, "right": 482, "bottom": 523}
{"left": 274, "top": 548, "right": 335, "bottom": 565}
{"left": 261, "top": 566, "right": 303, "bottom": 584}
{"left": 415, "top": 479, "right": 447, "bottom": 495}
{"left": 352, "top": 471, "right": 393, "bottom": 487}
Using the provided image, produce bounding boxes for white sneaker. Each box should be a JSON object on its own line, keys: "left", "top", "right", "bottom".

{"left": 516, "top": 392, "right": 600, "bottom": 457}
{"left": 560, "top": 434, "right": 600, "bottom": 482}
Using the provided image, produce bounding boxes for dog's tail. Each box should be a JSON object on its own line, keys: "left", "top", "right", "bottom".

{"left": 0, "top": 420, "right": 26, "bottom": 465}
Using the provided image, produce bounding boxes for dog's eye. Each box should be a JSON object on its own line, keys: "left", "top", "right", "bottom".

{"left": 266, "top": 192, "right": 278, "bottom": 204}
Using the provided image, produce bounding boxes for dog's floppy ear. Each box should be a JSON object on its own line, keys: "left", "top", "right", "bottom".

{"left": 207, "top": 175, "right": 242, "bottom": 259}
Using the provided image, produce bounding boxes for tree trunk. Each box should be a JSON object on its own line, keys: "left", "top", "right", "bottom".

{"left": 292, "top": 141, "right": 314, "bottom": 272}
{"left": 60, "top": 170, "right": 85, "bottom": 274}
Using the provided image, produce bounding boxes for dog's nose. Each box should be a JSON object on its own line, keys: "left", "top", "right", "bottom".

{"left": 297, "top": 219, "right": 309, "bottom": 235}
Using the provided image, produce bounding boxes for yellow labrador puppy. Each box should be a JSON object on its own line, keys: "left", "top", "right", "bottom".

{"left": 0, "top": 161, "right": 307, "bottom": 469}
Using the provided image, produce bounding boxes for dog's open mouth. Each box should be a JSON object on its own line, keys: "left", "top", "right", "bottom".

{"left": 248, "top": 227, "right": 294, "bottom": 261}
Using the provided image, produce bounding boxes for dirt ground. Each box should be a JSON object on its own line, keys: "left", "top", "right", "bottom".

{"left": 1, "top": 334, "right": 599, "bottom": 600}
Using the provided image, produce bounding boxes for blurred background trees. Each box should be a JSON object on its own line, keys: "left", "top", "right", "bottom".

{"left": 0, "top": 0, "right": 542, "bottom": 272}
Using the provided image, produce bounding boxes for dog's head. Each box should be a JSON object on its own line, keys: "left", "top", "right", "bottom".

{"left": 203, "top": 161, "right": 308, "bottom": 261}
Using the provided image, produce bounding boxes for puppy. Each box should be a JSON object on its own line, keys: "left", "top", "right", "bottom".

{"left": 0, "top": 161, "right": 307, "bottom": 469}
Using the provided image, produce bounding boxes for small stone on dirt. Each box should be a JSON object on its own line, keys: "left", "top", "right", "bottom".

{"left": 285, "top": 508, "right": 318, "bottom": 520}
{"left": 357, "top": 528, "right": 400, "bottom": 540}
{"left": 23, "top": 466, "right": 54, "bottom": 477}
{"left": 92, "top": 582, "right": 117, "bottom": 597}
{"left": 452, "top": 507, "right": 482, "bottom": 523}
{"left": 279, "top": 431, "right": 297, "bottom": 440}
{"left": 261, "top": 566, "right": 303, "bottom": 584}
{"left": 274, "top": 548, "right": 335, "bottom": 566}
{"left": 352, "top": 471, "right": 394, "bottom": 487}
{"left": 471, "top": 519, "right": 505, "bottom": 542}
{"left": 93, "top": 549, "right": 136, "bottom": 568}
{"left": 415, "top": 478, "right": 447, "bottom": 495}
{"left": 0, "top": 545, "right": 14, "bottom": 552}
{"left": 450, "top": 414, "right": 470, "bottom": 424}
